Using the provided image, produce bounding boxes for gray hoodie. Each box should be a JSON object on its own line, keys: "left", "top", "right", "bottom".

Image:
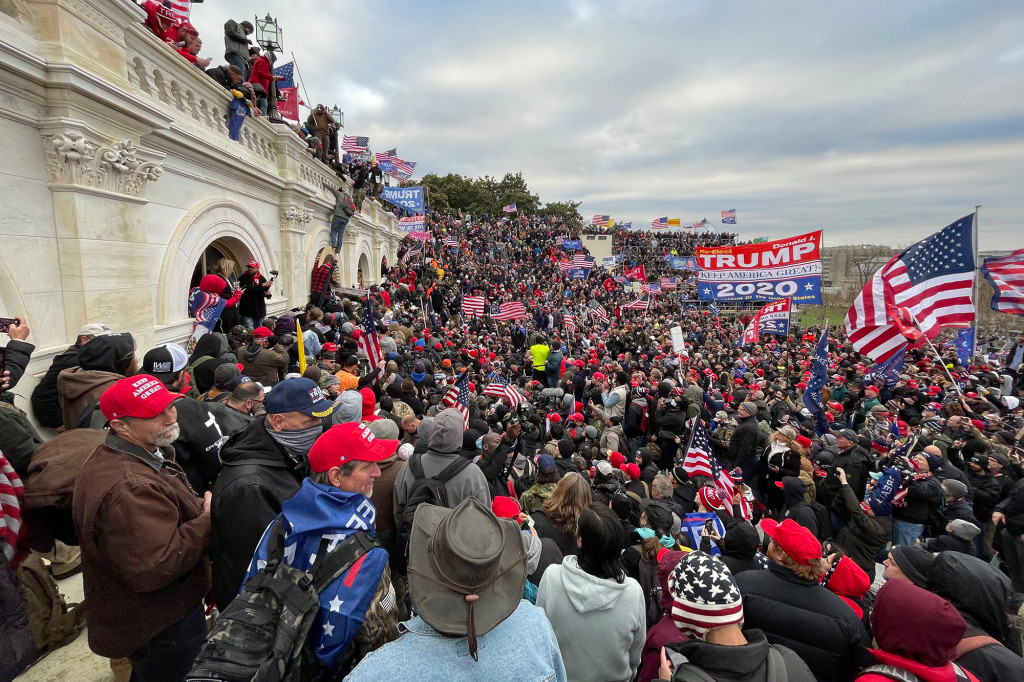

{"left": 392, "top": 408, "right": 489, "bottom": 516}
{"left": 536, "top": 555, "right": 645, "bottom": 682}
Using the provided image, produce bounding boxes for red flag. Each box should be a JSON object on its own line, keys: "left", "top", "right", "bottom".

{"left": 624, "top": 264, "right": 646, "bottom": 281}
{"left": 278, "top": 87, "right": 299, "bottom": 121}
{"left": 887, "top": 304, "right": 924, "bottom": 342}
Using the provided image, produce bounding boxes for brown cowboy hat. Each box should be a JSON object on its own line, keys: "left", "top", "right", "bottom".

{"left": 408, "top": 497, "right": 526, "bottom": 659}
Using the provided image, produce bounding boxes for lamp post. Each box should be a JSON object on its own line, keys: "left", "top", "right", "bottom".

{"left": 328, "top": 106, "right": 344, "bottom": 128}
{"left": 254, "top": 14, "right": 282, "bottom": 52}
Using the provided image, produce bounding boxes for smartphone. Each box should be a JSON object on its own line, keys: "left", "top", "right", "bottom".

{"left": 0, "top": 318, "right": 17, "bottom": 334}
{"left": 704, "top": 519, "right": 715, "bottom": 534}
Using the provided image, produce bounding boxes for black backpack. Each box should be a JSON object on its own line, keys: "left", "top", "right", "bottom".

{"left": 637, "top": 554, "right": 663, "bottom": 630}
{"left": 186, "top": 518, "right": 377, "bottom": 682}
{"left": 395, "top": 453, "right": 471, "bottom": 571}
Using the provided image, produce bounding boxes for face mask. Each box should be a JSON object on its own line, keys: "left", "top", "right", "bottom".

{"left": 267, "top": 423, "right": 322, "bottom": 458}
{"left": 476, "top": 437, "right": 483, "bottom": 450}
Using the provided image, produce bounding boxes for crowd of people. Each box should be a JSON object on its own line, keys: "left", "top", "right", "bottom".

{"left": 2, "top": 208, "right": 1024, "bottom": 682}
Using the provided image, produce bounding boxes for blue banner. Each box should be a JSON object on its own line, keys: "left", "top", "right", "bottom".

{"left": 227, "top": 98, "right": 249, "bottom": 141}
{"left": 562, "top": 239, "right": 582, "bottom": 250}
{"left": 380, "top": 186, "right": 425, "bottom": 214}
{"left": 697, "top": 274, "right": 822, "bottom": 304}
{"left": 670, "top": 256, "right": 701, "bottom": 271}
{"left": 802, "top": 325, "right": 831, "bottom": 435}
{"left": 567, "top": 267, "right": 591, "bottom": 280}
{"left": 956, "top": 327, "right": 975, "bottom": 367}
{"left": 378, "top": 160, "right": 395, "bottom": 173}
{"left": 865, "top": 344, "right": 907, "bottom": 388}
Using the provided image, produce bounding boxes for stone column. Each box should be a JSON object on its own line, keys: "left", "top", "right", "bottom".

{"left": 279, "top": 202, "right": 313, "bottom": 308}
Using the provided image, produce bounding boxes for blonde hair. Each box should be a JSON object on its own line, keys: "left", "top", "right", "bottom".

{"left": 542, "top": 472, "right": 592, "bottom": 536}
{"left": 768, "top": 539, "right": 825, "bottom": 580}
{"left": 213, "top": 258, "right": 236, "bottom": 279}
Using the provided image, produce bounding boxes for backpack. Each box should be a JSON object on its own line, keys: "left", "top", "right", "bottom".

{"left": 395, "top": 453, "right": 471, "bottom": 571}
{"left": 186, "top": 517, "right": 377, "bottom": 682}
{"left": 15, "top": 554, "right": 86, "bottom": 652}
{"left": 860, "top": 662, "right": 971, "bottom": 682}
{"left": 636, "top": 554, "right": 663, "bottom": 630}
{"left": 808, "top": 500, "right": 834, "bottom": 541}
{"left": 672, "top": 643, "right": 788, "bottom": 682}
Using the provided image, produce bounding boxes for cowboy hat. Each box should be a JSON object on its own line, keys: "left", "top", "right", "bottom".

{"left": 408, "top": 498, "right": 526, "bottom": 659}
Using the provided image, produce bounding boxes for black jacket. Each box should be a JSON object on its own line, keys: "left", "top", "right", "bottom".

{"left": 237, "top": 272, "right": 268, "bottom": 321}
{"left": 729, "top": 414, "right": 763, "bottom": 463}
{"left": 735, "top": 562, "right": 871, "bottom": 682}
{"left": 211, "top": 416, "right": 310, "bottom": 608}
{"left": 891, "top": 473, "right": 943, "bottom": 525}
{"left": 781, "top": 477, "right": 818, "bottom": 537}
{"left": 665, "top": 629, "right": 815, "bottom": 682}
{"left": 833, "top": 445, "right": 871, "bottom": 502}
{"left": 969, "top": 472, "right": 1003, "bottom": 523}
{"left": 30, "top": 344, "right": 79, "bottom": 428}
{"left": 833, "top": 485, "right": 891, "bottom": 579}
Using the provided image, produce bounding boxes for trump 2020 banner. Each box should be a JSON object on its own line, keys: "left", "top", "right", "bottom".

{"left": 398, "top": 216, "right": 425, "bottom": 232}
{"left": 381, "top": 186, "right": 425, "bottom": 214}
{"left": 740, "top": 298, "right": 792, "bottom": 344}
{"left": 695, "top": 231, "right": 822, "bottom": 304}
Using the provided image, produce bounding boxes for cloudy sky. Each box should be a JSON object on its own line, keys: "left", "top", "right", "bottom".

{"left": 192, "top": 1, "right": 1024, "bottom": 250}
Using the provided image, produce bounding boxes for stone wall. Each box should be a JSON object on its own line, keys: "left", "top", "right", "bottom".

{"left": 0, "top": 0, "right": 403, "bottom": 375}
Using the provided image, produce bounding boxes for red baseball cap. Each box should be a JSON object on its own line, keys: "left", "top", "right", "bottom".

{"left": 621, "top": 463, "right": 641, "bottom": 480}
{"left": 252, "top": 326, "right": 273, "bottom": 338}
{"left": 99, "top": 375, "right": 182, "bottom": 421}
{"left": 609, "top": 451, "right": 625, "bottom": 469}
{"left": 761, "top": 518, "right": 822, "bottom": 566}
{"left": 491, "top": 496, "right": 521, "bottom": 520}
{"left": 308, "top": 422, "right": 399, "bottom": 473}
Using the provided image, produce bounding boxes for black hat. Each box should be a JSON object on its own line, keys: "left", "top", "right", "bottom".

{"left": 889, "top": 546, "right": 934, "bottom": 588}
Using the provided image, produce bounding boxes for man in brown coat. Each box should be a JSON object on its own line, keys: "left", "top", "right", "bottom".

{"left": 72, "top": 375, "right": 212, "bottom": 682}
{"left": 236, "top": 325, "right": 288, "bottom": 386}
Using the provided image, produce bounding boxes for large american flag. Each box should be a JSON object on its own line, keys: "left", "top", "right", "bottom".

{"left": 981, "top": 249, "right": 1024, "bottom": 316}
{"left": 651, "top": 217, "right": 668, "bottom": 229}
{"left": 341, "top": 136, "right": 369, "bottom": 153}
{"left": 559, "top": 254, "right": 594, "bottom": 274}
{"left": 357, "top": 299, "right": 383, "bottom": 370}
{"left": 592, "top": 215, "right": 610, "bottom": 226}
{"left": 391, "top": 158, "right": 416, "bottom": 179}
{"left": 492, "top": 301, "right": 526, "bottom": 321}
{"left": 462, "top": 295, "right": 485, "bottom": 317}
{"left": 721, "top": 209, "right": 736, "bottom": 224}
{"left": 845, "top": 214, "right": 976, "bottom": 362}
{"left": 641, "top": 282, "right": 661, "bottom": 294}
{"left": 589, "top": 299, "right": 609, "bottom": 323}
{"left": 661, "top": 277, "right": 678, "bottom": 290}
{"left": 400, "top": 240, "right": 422, "bottom": 265}
{"left": 375, "top": 150, "right": 393, "bottom": 164}
{"left": 683, "top": 419, "right": 736, "bottom": 504}
{"left": 563, "top": 307, "right": 578, "bottom": 332}
{"left": 442, "top": 371, "right": 471, "bottom": 425}
{"left": 169, "top": 0, "right": 191, "bottom": 20}
{"left": 483, "top": 373, "right": 525, "bottom": 408}
{"left": 624, "top": 296, "right": 650, "bottom": 310}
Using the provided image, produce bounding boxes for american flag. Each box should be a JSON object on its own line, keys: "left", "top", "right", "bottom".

{"left": 559, "top": 254, "right": 594, "bottom": 273}
{"left": 273, "top": 62, "right": 295, "bottom": 89}
{"left": 483, "top": 373, "right": 525, "bottom": 408}
{"left": 399, "top": 240, "right": 422, "bottom": 265}
{"left": 502, "top": 203, "right": 517, "bottom": 213}
{"left": 721, "top": 209, "right": 736, "bottom": 224}
{"left": 492, "top": 301, "right": 526, "bottom": 321}
{"left": 683, "top": 419, "right": 737, "bottom": 504}
{"left": 442, "top": 235, "right": 458, "bottom": 247}
{"left": 651, "top": 217, "right": 668, "bottom": 229}
{"left": 661, "top": 277, "right": 678, "bottom": 290}
{"left": 981, "top": 249, "right": 1024, "bottom": 316}
{"left": 462, "top": 295, "right": 485, "bottom": 317}
{"left": 392, "top": 158, "right": 416, "bottom": 179}
{"left": 624, "top": 296, "right": 650, "bottom": 310}
{"left": 169, "top": 0, "right": 191, "bottom": 20}
{"left": 442, "top": 371, "right": 471, "bottom": 425}
{"left": 342, "top": 136, "right": 369, "bottom": 153}
{"left": 641, "top": 282, "right": 661, "bottom": 294}
{"left": 563, "top": 307, "right": 578, "bottom": 333}
{"left": 845, "top": 214, "right": 976, "bottom": 362}
{"left": 375, "top": 150, "right": 393, "bottom": 164}
{"left": 589, "top": 299, "right": 609, "bottom": 323}
{"left": 356, "top": 298, "right": 383, "bottom": 370}
{"left": 592, "top": 215, "right": 610, "bottom": 226}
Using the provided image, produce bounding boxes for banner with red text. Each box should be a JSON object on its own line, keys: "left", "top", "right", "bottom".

{"left": 696, "top": 231, "right": 822, "bottom": 303}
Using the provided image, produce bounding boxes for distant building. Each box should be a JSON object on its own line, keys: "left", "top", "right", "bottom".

{"left": 820, "top": 245, "right": 898, "bottom": 297}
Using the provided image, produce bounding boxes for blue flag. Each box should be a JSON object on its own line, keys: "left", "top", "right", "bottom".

{"left": 273, "top": 62, "right": 295, "bottom": 88}
{"left": 708, "top": 303, "right": 720, "bottom": 316}
{"left": 865, "top": 344, "right": 906, "bottom": 388}
{"left": 956, "top": 328, "right": 975, "bottom": 367}
{"left": 802, "top": 324, "right": 831, "bottom": 435}
{"left": 380, "top": 186, "right": 424, "bottom": 214}
{"left": 227, "top": 97, "right": 249, "bottom": 141}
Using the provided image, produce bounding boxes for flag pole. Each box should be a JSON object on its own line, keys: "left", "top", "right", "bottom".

{"left": 290, "top": 52, "right": 314, "bottom": 123}
{"left": 971, "top": 205, "right": 981, "bottom": 364}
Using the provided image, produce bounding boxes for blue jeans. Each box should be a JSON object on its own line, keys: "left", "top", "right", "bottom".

{"left": 330, "top": 214, "right": 349, "bottom": 249}
{"left": 892, "top": 519, "right": 924, "bottom": 547}
{"left": 128, "top": 603, "right": 205, "bottom": 682}
{"left": 242, "top": 316, "right": 261, "bottom": 330}
{"left": 226, "top": 54, "right": 249, "bottom": 79}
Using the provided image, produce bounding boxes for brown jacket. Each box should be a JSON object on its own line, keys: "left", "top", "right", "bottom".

{"left": 72, "top": 433, "right": 211, "bottom": 658}
{"left": 236, "top": 343, "right": 289, "bottom": 386}
{"left": 369, "top": 454, "right": 405, "bottom": 560}
{"left": 56, "top": 367, "right": 123, "bottom": 429}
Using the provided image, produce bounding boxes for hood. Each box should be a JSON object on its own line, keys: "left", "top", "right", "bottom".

{"left": 428, "top": 408, "right": 464, "bottom": 455}
{"left": 331, "top": 391, "right": 363, "bottom": 425}
{"left": 242, "top": 341, "right": 264, "bottom": 362}
{"left": 416, "top": 417, "right": 435, "bottom": 442}
{"left": 657, "top": 550, "right": 685, "bottom": 610}
{"left": 821, "top": 555, "right": 870, "bottom": 618}
{"left": 360, "top": 388, "right": 380, "bottom": 421}
{"left": 199, "top": 274, "right": 228, "bottom": 295}
{"left": 721, "top": 522, "right": 760, "bottom": 560}
{"left": 926, "top": 551, "right": 1011, "bottom": 644}
{"left": 78, "top": 332, "right": 136, "bottom": 374}
{"left": 782, "top": 476, "right": 806, "bottom": 507}
{"left": 190, "top": 333, "right": 225, "bottom": 362}
{"left": 219, "top": 416, "right": 292, "bottom": 465}
{"left": 58, "top": 366, "right": 123, "bottom": 402}
{"left": 872, "top": 579, "right": 965, "bottom": 668}
{"left": 556, "top": 555, "right": 632, "bottom": 614}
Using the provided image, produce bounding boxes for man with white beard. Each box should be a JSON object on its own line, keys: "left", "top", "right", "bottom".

{"left": 72, "top": 375, "right": 213, "bottom": 682}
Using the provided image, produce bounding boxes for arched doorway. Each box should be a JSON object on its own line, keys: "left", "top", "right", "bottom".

{"left": 190, "top": 237, "right": 251, "bottom": 289}
{"left": 357, "top": 252, "right": 371, "bottom": 288}
{"left": 380, "top": 254, "right": 388, "bottom": 278}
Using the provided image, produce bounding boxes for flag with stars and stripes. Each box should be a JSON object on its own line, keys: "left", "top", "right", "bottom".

{"left": 641, "top": 282, "right": 661, "bottom": 294}
{"left": 661, "top": 277, "right": 678, "bottom": 290}
{"left": 242, "top": 479, "right": 389, "bottom": 669}
{"left": 168, "top": 0, "right": 191, "bottom": 21}
{"left": 624, "top": 296, "right": 650, "bottom": 310}
{"left": 341, "top": 136, "right": 369, "bottom": 153}
{"left": 491, "top": 301, "right": 526, "bottom": 321}
{"left": 683, "top": 419, "right": 737, "bottom": 507}
{"left": 563, "top": 307, "right": 578, "bottom": 332}
{"left": 721, "top": 209, "right": 736, "bottom": 224}
{"left": 981, "top": 248, "right": 1024, "bottom": 316}
{"left": 651, "top": 217, "right": 668, "bottom": 229}
{"left": 356, "top": 299, "right": 383, "bottom": 370}
{"left": 461, "top": 295, "right": 485, "bottom": 317}
{"left": 273, "top": 62, "right": 295, "bottom": 88}
{"left": 559, "top": 254, "right": 595, "bottom": 273}
{"left": 442, "top": 371, "right": 471, "bottom": 425}
{"left": 442, "top": 235, "right": 458, "bottom": 248}
{"left": 845, "top": 214, "right": 976, "bottom": 362}
{"left": 592, "top": 215, "right": 610, "bottom": 226}
{"left": 483, "top": 373, "right": 525, "bottom": 408}
{"left": 399, "top": 240, "right": 422, "bottom": 265}
{"left": 589, "top": 299, "right": 609, "bottom": 323}
{"left": 502, "top": 203, "right": 517, "bottom": 213}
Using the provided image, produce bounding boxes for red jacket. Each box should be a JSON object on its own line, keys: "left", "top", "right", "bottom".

{"left": 856, "top": 649, "right": 979, "bottom": 682}
{"left": 249, "top": 56, "right": 273, "bottom": 94}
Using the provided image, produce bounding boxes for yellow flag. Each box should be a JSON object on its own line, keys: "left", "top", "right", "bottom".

{"left": 667, "top": 218, "right": 681, "bottom": 226}
{"left": 296, "top": 320, "right": 307, "bottom": 375}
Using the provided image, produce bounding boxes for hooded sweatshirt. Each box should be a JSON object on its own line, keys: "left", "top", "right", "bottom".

{"left": 782, "top": 476, "right": 818, "bottom": 538}
{"left": 56, "top": 333, "right": 135, "bottom": 428}
{"left": 537, "top": 555, "right": 646, "bottom": 682}
{"left": 720, "top": 522, "right": 764, "bottom": 576}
